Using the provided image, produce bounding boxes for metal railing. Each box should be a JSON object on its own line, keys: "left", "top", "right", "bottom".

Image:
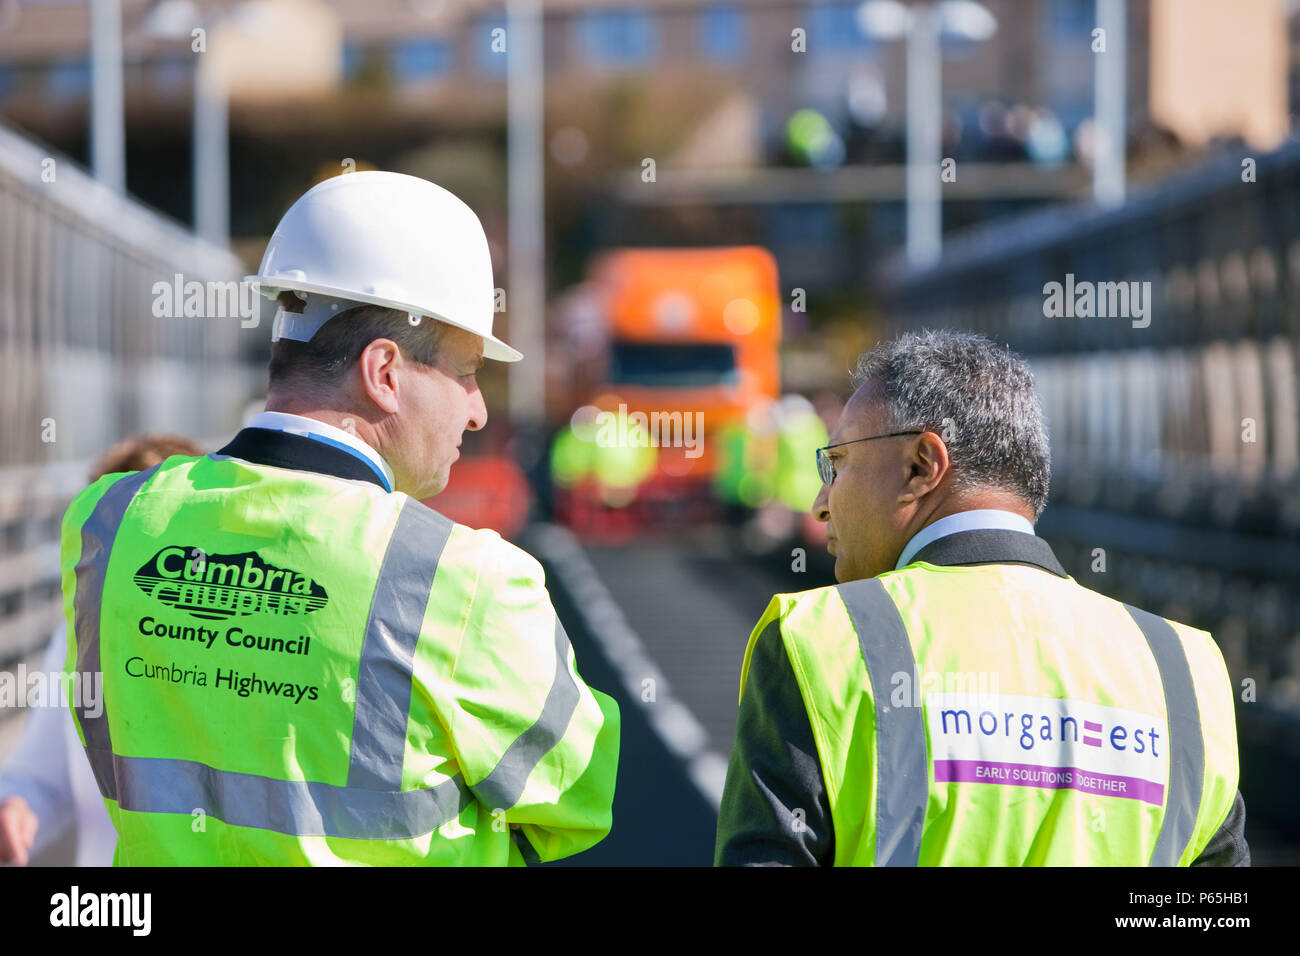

{"left": 0, "top": 119, "right": 260, "bottom": 743}
{"left": 877, "top": 141, "right": 1300, "bottom": 715}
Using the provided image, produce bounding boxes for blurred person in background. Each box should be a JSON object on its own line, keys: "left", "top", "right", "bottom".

{"left": 0, "top": 434, "right": 202, "bottom": 867}
{"left": 773, "top": 395, "right": 829, "bottom": 513}
{"left": 59, "top": 172, "right": 619, "bottom": 865}
{"left": 716, "top": 330, "right": 1246, "bottom": 866}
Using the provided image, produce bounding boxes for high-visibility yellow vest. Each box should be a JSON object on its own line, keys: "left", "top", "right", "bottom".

{"left": 60, "top": 453, "right": 620, "bottom": 865}
{"left": 739, "top": 563, "right": 1239, "bottom": 865}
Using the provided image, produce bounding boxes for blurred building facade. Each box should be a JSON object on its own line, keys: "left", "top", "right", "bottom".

{"left": 0, "top": 1, "right": 1288, "bottom": 248}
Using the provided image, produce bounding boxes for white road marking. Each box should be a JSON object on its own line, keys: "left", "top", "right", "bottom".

{"left": 530, "top": 523, "right": 728, "bottom": 811}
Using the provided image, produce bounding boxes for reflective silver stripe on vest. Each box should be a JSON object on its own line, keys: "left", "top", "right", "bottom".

{"left": 836, "top": 578, "right": 927, "bottom": 866}
{"left": 1125, "top": 604, "right": 1204, "bottom": 866}
{"left": 114, "top": 754, "right": 473, "bottom": 841}
{"left": 71, "top": 466, "right": 470, "bottom": 839}
{"left": 347, "top": 500, "right": 453, "bottom": 789}
{"left": 470, "top": 617, "right": 581, "bottom": 812}
{"left": 512, "top": 823, "right": 542, "bottom": 864}
{"left": 73, "top": 465, "right": 163, "bottom": 802}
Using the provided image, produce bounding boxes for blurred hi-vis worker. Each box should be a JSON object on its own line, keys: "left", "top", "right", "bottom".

{"left": 716, "top": 331, "right": 1245, "bottom": 866}
{"left": 61, "top": 172, "right": 619, "bottom": 865}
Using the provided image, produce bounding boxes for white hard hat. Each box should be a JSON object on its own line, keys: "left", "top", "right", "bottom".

{"left": 246, "top": 171, "right": 522, "bottom": 362}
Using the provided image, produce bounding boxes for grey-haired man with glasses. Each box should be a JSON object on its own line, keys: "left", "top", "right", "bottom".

{"left": 715, "top": 330, "right": 1248, "bottom": 867}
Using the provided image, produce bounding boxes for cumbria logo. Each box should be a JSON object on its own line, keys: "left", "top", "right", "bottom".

{"left": 134, "top": 546, "right": 329, "bottom": 621}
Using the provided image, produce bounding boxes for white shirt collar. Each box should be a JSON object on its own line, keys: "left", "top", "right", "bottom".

{"left": 895, "top": 509, "right": 1035, "bottom": 570}
{"left": 247, "top": 410, "right": 396, "bottom": 492}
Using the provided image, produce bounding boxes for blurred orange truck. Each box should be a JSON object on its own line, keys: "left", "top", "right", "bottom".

{"left": 553, "top": 246, "right": 782, "bottom": 515}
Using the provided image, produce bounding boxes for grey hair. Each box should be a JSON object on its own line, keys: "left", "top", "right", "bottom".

{"left": 850, "top": 329, "right": 1051, "bottom": 518}
{"left": 268, "top": 291, "right": 447, "bottom": 395}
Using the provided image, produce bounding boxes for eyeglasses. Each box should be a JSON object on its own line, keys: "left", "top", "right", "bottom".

{"left": 815, "top": 431, "right": 924, "bottom": 485}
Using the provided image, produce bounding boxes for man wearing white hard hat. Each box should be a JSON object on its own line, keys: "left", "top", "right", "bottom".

{"left": 58, "top": 172, "right": 621, "bottom": 865}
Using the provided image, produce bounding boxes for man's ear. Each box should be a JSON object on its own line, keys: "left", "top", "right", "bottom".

{"left": 900, "top": 431, "right": 950, "bottom": 503}
{"left": 356, "top": 338, "right": 402, "bottom": 415}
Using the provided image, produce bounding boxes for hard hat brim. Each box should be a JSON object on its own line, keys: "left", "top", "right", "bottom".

{"left": 245, "top": 275, "right": 523, "bottom": 363}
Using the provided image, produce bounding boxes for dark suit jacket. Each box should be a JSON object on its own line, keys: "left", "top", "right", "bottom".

{"left": 714, "top": 528, "right": 1250, "bottom": 866}
{"left": 217, "top": 426, "right": 391, "bottom": 492}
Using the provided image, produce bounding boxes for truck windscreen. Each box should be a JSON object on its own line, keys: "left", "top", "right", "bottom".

{"left": 608, "top": 343, "right": 738, "bottom": 388}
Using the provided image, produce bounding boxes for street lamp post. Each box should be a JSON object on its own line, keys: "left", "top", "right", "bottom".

{"left": 905, "top": 3, "right": 942, "bottom": 268}
{"left": 857, "top": 0, "right": 997, "bottom": 269}
{"left": 506, "top": 0, "right": 548, "bottom": 465}
{"left": 90, "top": 0, "right": 126, "bottom": 194}
{"left": 193, "top": 43, "right": 229, "bottom": 246}
{"left": 1093, "top": 0, "right": 1127, "bottom": 208}
{"left": 141, "top": 0, "right": 230, "bottom": 247}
